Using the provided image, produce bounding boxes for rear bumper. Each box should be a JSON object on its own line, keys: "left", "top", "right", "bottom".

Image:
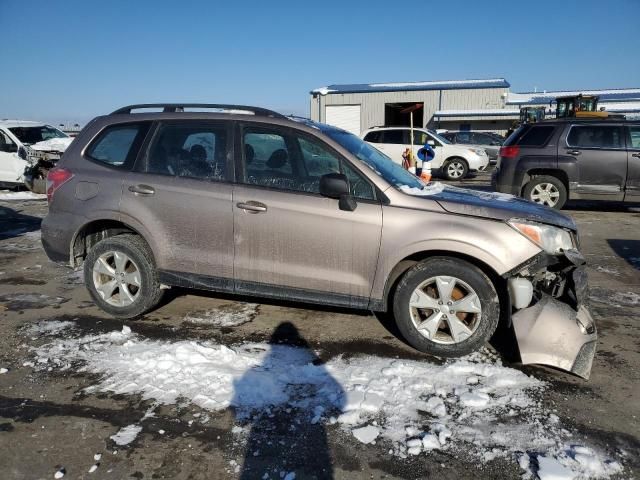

{"left": 491, "top": 169, "right": 520, "bottom": 195}
{"left": 41, "top": 211, "right": 82, "bottom": 265}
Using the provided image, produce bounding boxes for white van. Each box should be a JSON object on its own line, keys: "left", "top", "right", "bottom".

{"left": 361, "top": 126, "right": 489, "bottom": 180}
{"left": 0, "top": 120, "right": 73, "bottom": 192}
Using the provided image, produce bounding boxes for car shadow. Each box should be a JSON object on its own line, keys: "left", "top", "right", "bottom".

{"left": 564, "top": 200, "right": 640, "bottom": 212}
{"left": 607, "top": 239, "right": 640, "bottom": 271}
{"left": 0, "top": 205, "right": 41, "bottom": 240}
{"left": 232, "top": 322, "right": 345, "bottom": 479}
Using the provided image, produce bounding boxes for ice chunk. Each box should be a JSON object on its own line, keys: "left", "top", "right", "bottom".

{"left": 537, "top": 456, "right": 575, "bottom": 480}
{"left": 110, "top": 424, "right": 142, "bottom": 446}
{"left": 422, "top": 434, "right": 441, "bottom": 451}
{"left": 352, "top": 425, "right": 380, "bottom": 444}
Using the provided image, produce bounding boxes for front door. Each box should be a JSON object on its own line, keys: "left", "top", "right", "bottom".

{"left": 626, "top": 125, "right": 640, "bottom": 202}
{"left": 563, "top": 124, "right": 626, "bottom": 199}
{"left": 233, "top": 122, "right": 383, "bottom": 307}
{"left": 120, "top": 121, "right": 235, "bottom": 287}
{"left": 0, "top": 129, "right": 26, "bottom": 184}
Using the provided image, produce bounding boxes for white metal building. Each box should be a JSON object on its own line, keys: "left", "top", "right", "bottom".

{"left": 310, "top": 79, "right": 640, "bottom": 135}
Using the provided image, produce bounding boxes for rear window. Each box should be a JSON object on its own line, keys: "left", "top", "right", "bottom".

{"left": 505, "top": 125, "right": 555, "bottom": 147}
{"left": 86, "top": 123, "right": 149, "bottom": 167}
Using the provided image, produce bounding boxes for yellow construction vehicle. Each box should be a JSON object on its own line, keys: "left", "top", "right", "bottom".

{"left": 555, "top": 94, "right": 625, "bottom": 119}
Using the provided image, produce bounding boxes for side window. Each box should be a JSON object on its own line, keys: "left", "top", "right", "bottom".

{"left": 342, "top": 161, "right": 375, "bottom": 200}
{"left": 241, "top": 126, "right": 375, "bottom": 199}
{"left": 567, "top": 126, "right": 623, "bottom": 149}
{"left": 299, "top": 137, "right": 340, "bottom": 176}
{"left": 413, "top": 131, "right": 429, "bottom": 145}
{"left": 516, "top": 125, "right": 555, "bottom": 147}
{"left": 86, "top": 124, "right": 145, "bottom": 166}
{"left": 142, "top": 124, "right": 228, "bottom": 180}
{"left": 628, "top": 126, "right": 640, "bottom": 149}
{"left": 0, "top": 130, "right": 17, "bottom": 153}
{"left": 456, "top": 132, "right": 472, "bottom": 144}
{"left": 363, "top": 131, "right": 382, "bottom": 143}
{"left": 381, "top": 130, "right": 405, "bottom": 144}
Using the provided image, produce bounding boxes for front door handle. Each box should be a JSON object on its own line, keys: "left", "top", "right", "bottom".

{"left": 128, "top": 184, "right": 155, "bottom": 196}
{"left": 567, "top": 150, "right": 582, "bottom": 156}
{"left": 632, "top": 152, "right": 640, "bottom": 158}
{"left": 236, "top": 201, "right": 267, "bottom": 213}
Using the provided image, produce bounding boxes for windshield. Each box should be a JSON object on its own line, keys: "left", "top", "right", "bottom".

{"left": 8, "top": 125, "right": 68, "bottom": 145}
{"left": 321, "top": 125, "right": 424, "bottom": 190}
{"left": 427, "top": 130, "right": 451, "bottom": 145}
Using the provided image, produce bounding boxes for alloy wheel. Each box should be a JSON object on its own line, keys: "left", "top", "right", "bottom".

{"left": 92, "top": 251, "right": 141, "bottom": 307}
{"left": 408, "top": 275, "right": 482, "bottom": 344}
{"left": 447, "top": 162, "right": 465, "bottom": 179}
{"left": 530, "top": 183, "right": 560, "bottom": 207}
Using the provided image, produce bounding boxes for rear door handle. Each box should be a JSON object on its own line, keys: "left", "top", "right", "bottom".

{"left": 236, "top": 201, "right": 267, "bottom": 213}
{"left": 632, "top": 152, "right": 640, "bottom": 158}
{"left": 567, "top": 150, "right": 582, "bottom": 156}
{"left": 128, "top": 184, "right": 155, "bottom": 196}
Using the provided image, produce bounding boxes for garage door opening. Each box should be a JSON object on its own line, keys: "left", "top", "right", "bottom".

{"left": 385, "top": 102, "right": 424, "bottom": 127}
{"left": 325, "top": 105, "right": 361, "bottom": 135}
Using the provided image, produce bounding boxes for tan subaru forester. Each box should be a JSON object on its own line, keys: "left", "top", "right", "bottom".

{"left": 41, "top": 104, "right": 597, "bottom": 378}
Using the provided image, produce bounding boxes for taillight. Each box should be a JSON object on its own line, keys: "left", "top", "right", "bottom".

{"left": 46, "top": 167, "right": 74, "bottom": 203}
{"left": 499, "top": 145, "right": 520, "bottom": 159}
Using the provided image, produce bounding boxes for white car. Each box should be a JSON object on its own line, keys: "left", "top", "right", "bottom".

{"left": 361, "top": 126, "right": 489, "bottom": 180}
{"left": 0, "top": 120, "right": 73, "bottom": 192}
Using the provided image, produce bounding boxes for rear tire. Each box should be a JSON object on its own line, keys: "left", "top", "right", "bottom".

{"left": 84, "top": 234, "right": 163, "bottom": 319}
{"left": 443, "top": 158, "right": 468, "bottom": 180}
{"left": 392, "top": 257, "right": 500, "bottom": 358}
{"left": 523, "top": 175, "right": 567, "bottom": 209}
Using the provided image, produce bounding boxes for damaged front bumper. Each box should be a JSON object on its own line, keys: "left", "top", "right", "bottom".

{"left": 507, "top": 249, "right": 597, "bottom": 379}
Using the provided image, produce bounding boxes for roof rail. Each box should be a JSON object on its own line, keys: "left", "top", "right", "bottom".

{"left": 110, "top": 103, "right": 287, "bottom": 119}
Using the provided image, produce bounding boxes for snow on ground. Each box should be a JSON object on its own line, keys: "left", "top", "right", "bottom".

{"left": 27, "top": 323, "right": 622, "bottom": 479}
{"left": 183, "top": 303, "right": 258, "bottom": 327}
{"left": 0, "top": 190, "right": 47, "bottom": 201}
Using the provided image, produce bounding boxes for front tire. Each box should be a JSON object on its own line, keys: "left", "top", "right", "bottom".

{"left": 392, "top": 257, "right": 499, "bottom": 358}
{"left": 84, "top": 234, "right": 163, "bottom": 318}
{"left": 443, "top": 158, "right": 469, "bottom": 180}
{"left": 523, "top": 175, "right": 567, "bottom": 209}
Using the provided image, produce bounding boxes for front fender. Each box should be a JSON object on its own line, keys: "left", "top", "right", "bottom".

{"left": 370, "top": 208, "right": 541, "bottom": 304}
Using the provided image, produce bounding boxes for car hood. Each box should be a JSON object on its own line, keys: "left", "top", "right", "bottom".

{"left": 401, "top": 183, "right": 576, "bottom": 230}
{"left": 28, "top": 137, "right": 73, "bottom": 153}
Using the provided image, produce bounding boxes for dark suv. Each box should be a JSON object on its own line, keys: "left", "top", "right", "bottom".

{"left": 493, "top": 119, "right": 640, "bottom": 209}
{"left": 40, "top": 104, "right": 597, "bottom": 378}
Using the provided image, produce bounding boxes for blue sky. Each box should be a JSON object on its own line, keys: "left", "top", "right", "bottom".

{"left": 1, "top": 0, "right": 638, "bottom": 125}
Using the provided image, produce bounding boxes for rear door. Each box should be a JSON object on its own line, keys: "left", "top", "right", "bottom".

{"left": 563, "top": 124, "right": 626, "bottom": 199}
{"left": 120, "top": 121, "right": 235, "bottom": 287}
{"left": 625, "top": 124, "right": 640, "bottom": 201}
{"left": 233, "top": 122, "right": 382, "bottom": 307}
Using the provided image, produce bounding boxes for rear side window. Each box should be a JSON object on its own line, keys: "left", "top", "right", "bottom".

{"left": 628, "top": 126, "right": 640, "bottom": 149}
{"left": 363, "top": 131, "right": 382, "bottom": 143}
{"left": 567, "top": 125, "right": 623, "bottom": 149}
{"left": 506, "top": 125, "right": 555, "bottom": 147}
{"left": 381, "top": 130, "right": 406, "bottom": 144}
{"left": 86, "top": 124, "right": 148, "bottom": 167}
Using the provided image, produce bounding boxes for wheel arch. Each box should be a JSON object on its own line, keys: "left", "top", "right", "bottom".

{"left": 377, "top": 249, "right": 507, "bottom": 314}
{"left": 521, "top": 169, "right": 569, "bottom": 196}
{"left": 70, "top": 218, "right": 154, "bottom": 268}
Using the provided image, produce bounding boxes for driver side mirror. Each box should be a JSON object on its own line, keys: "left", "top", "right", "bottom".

{"left": 319, "top": 173, "right": 357, "bottom": 211}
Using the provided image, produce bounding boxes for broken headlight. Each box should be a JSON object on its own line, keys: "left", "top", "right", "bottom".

{"left": 508, "top": 219, "right": 574, "bottom": 254}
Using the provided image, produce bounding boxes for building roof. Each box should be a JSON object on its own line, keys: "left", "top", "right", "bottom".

{"left": 434, "top": 109, "right": 520, "bottom": 117}
{"left": 311, "top": 78, "right": 510, "bottom": 95}
{"left": 0, "top": 120, "right": 49, "bottom": 128}
{"left": 507, "top": 88, "right": 640, "bottom": 105}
